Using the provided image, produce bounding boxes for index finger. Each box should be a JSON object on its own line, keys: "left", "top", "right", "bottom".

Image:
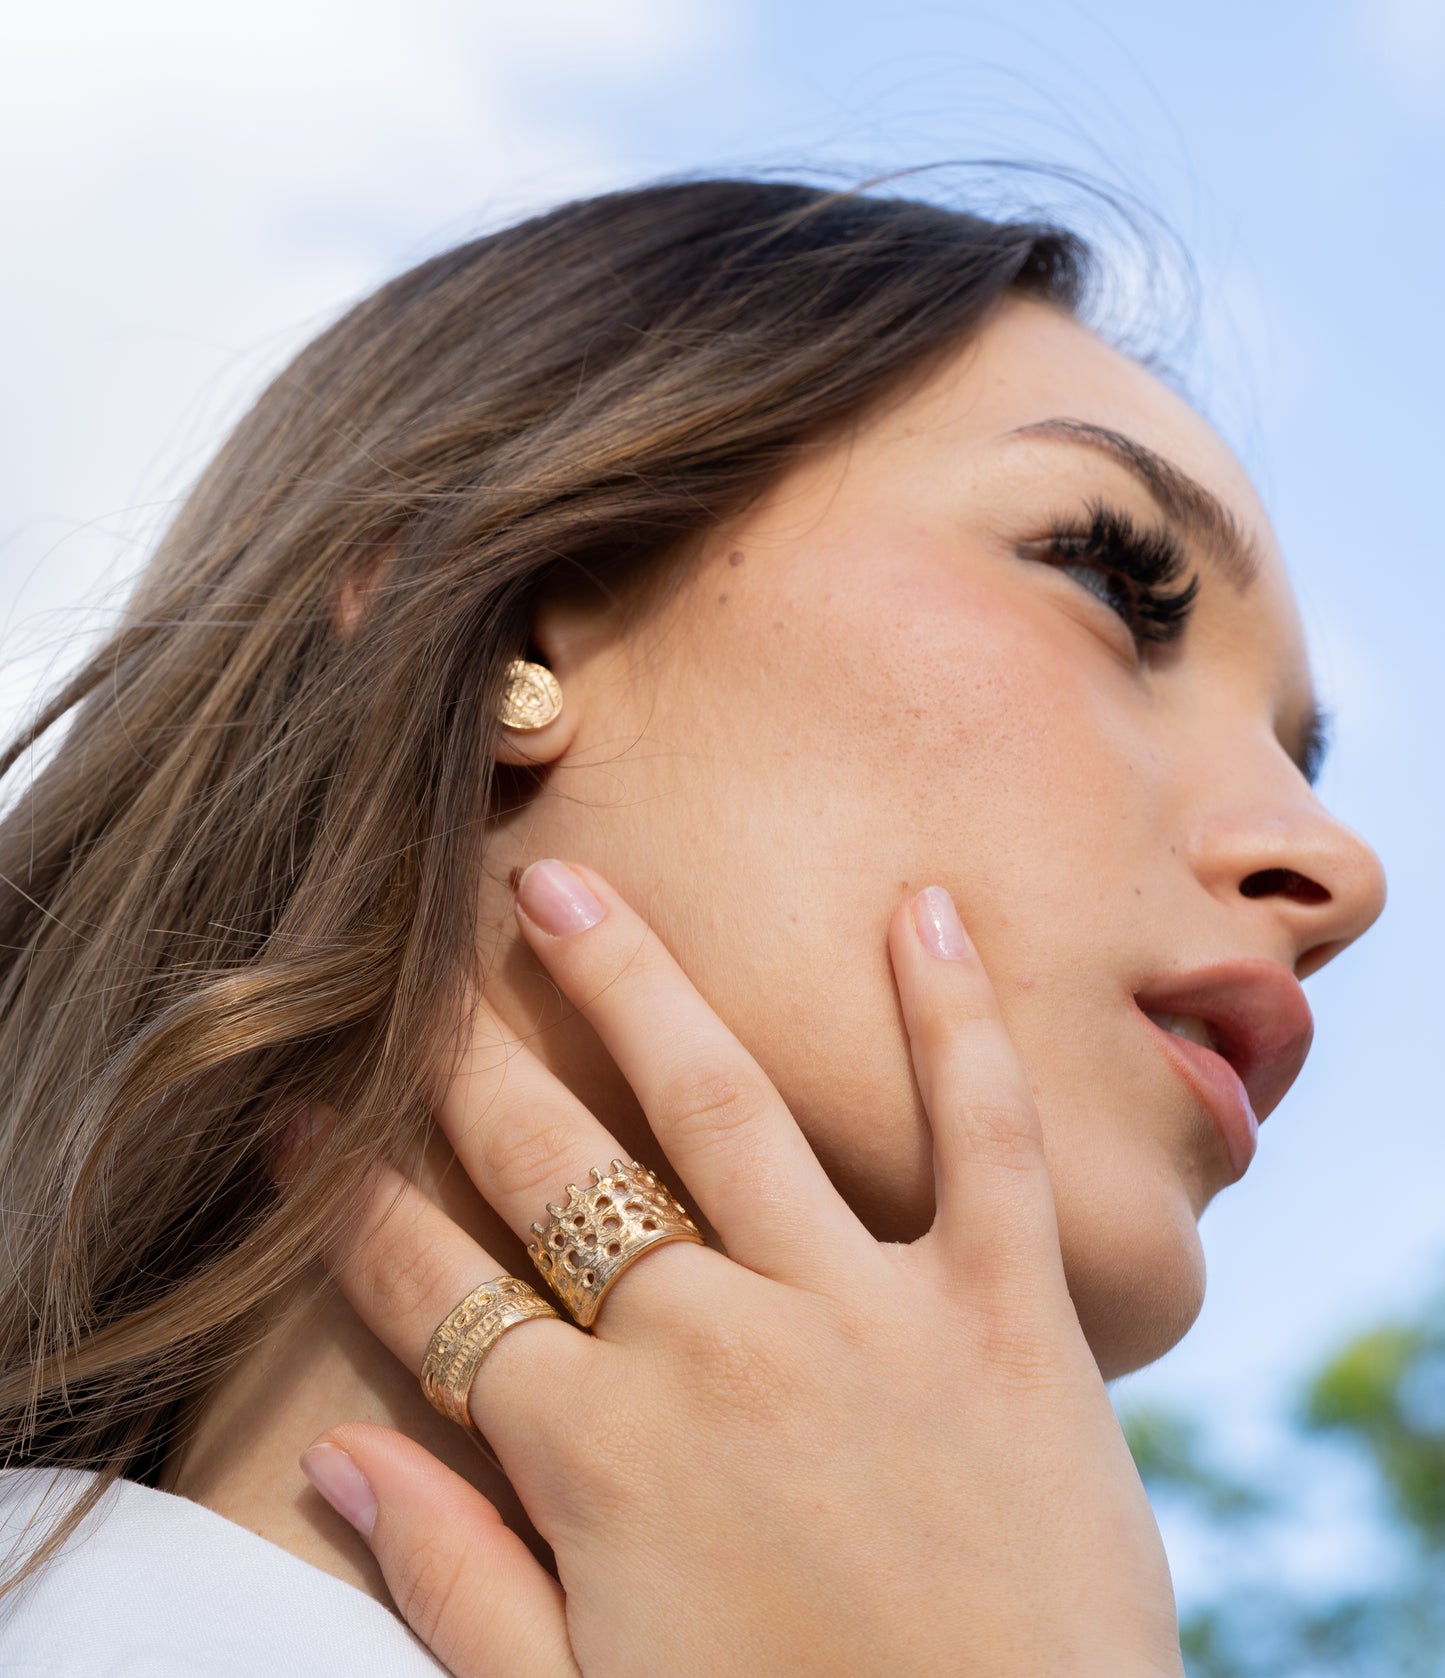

{"left": 511, "top": 860, "right": 878, "bottom": 1288}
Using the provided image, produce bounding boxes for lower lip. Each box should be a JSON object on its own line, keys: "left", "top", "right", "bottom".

{"left": 1145, "top": 1022, "right": 1259, "bottom": 1181}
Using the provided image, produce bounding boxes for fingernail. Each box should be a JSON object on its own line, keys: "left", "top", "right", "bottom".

{"left": 516, "top": 859, "right": 606, "bottom": 936}
{"left": 300, "top": 1443, "right": 377, "bottom": 1538}
{"left": 912, "top": 886, "right": 972, "bottom": 961}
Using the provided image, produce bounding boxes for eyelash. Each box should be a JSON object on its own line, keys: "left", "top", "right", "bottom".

{"left": 1019, "top": 499, "right": 1201, "bottom": 646}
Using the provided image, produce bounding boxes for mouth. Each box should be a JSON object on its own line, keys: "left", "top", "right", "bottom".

{"left": 1132, "top": 960, "right": 1315, "bottom": 1182}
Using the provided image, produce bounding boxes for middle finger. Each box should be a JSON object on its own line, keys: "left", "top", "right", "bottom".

{"left": 438, "top": 1005, "right": 721, "bottom": 1332}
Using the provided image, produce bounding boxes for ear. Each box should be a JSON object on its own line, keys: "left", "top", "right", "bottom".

{"left": 334, "top": 569, "right": 378, "bottom": 639}
{"left": 332, "top": 528, "right": 402, "bottom": 640}
{"left": 493, "top": 596, "right": 590, "bottom": 768}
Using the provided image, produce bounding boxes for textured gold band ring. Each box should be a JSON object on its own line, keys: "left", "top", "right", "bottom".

{"left": 527, "top": 1158, "right": 705, "bottom": 1327}
{"left": 420, "top": 1276, "right": 562, "bottom": 1452}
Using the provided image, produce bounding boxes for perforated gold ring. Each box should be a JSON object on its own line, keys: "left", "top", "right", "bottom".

{"left": 527, "top": 1158, "right": 704, "bottom": 1327}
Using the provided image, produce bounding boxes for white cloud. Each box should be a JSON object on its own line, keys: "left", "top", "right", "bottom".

{"left": 1354, "top": 0, "right": 1445, "bottom": 104}
{"left": 0, "top": 0, "right": 727, "bottom": 702}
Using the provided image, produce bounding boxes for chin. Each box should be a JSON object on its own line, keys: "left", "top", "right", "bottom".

{"left": 1061, "top": 1187, "right": 1208, "bottom": 1382}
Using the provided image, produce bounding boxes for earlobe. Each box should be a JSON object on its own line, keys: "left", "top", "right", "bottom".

{"left": 494, "top": 658, "right": 575, "bottom": 766}
{"left": 493, "top": 586, "right": 606, "bottom": 766}
{"left": 499, "top": 660, "right": 563, "bottom": 731}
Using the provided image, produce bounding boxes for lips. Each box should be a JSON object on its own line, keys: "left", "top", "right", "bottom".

{"left": 1132, "top": 959, "right": 1315, "bottom": 1179}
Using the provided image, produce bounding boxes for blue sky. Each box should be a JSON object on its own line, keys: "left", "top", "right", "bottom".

{"left": 3, "top": 0, "right": 1440, "bottom": 1607}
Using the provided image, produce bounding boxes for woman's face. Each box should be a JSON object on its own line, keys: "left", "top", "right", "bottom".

{"left": 479, "top": 297, "right": 1387, "bottom": 1380}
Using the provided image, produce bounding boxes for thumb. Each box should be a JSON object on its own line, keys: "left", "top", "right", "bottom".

{"left": 300, "top": 1423, "right": 577, "bottom": 1678}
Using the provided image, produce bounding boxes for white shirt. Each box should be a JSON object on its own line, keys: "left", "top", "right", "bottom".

{"left": 0, "top": 1465, "right": 451, "bottom": 1675}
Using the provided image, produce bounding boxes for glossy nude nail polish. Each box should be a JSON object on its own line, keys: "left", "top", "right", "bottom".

{"left": 912, "top": 886, "right": 972, "bottom": 961}
{"left": 516, "top": 859, "right": 606, "bottom": 935}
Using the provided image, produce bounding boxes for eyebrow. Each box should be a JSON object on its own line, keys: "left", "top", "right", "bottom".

{"left": 1004, "top": 417, "right": 1332, "bottom": 785}
{"left": 1003, "top": 417, "right": 1261, "bottom": 591}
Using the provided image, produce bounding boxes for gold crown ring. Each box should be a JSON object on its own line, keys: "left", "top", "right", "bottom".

{"left": 527, "top": 1159, "right": 704, "bottom": 1327}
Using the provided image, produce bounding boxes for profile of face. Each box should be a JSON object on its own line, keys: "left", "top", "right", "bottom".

{"left": 472, "top": 297, "right": 1387, "bottom": 1382}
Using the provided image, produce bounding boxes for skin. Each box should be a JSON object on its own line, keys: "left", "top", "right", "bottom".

{"left": 160, "top": 296, "right": 1386, "bottom": 1608}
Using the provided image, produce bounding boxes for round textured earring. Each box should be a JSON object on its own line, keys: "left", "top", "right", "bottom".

{"left": 498, "top": 659, "right": 563, "bottom": 731}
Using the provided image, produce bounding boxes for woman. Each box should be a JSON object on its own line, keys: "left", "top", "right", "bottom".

{"left": 0, "top": 178, "right": 1384, "bottom": 1674}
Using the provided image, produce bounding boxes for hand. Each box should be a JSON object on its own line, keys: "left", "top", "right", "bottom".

{"left": 298, "top": 862, "right": 1183, "bottom": 1677}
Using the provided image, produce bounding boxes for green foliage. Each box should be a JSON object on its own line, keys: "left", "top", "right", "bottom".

{"left": 1175, "top": 1585, "right": 1445, "bottom": 1678}
{"left": 1121, "top": 1272, "right": 1445, "bottom": 1678}
{"left": 1301, "top": 1307, "right": 1445, "bottom": 1550}
{"left": 1122, "top": 1403, "right": 1272, "bottom": 1523}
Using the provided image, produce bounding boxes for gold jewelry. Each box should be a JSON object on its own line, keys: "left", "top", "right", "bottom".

{"left": 498, "top": 659, "right": 563, "bottom": 730}
{"left": 420, "top": 1276, "right": 561, "bottom": 1457}
{"left": 528, "top": 1158, "right": 704, "bottom": 1327}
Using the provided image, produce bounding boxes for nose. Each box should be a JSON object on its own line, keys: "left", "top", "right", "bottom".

{"left": 1189, "top": 783, "right": 1387, "bottom": 980}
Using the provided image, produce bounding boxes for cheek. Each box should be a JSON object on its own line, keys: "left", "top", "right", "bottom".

{"left": 616, "top": 564, "right": 1206, "bottom": 1374}
{"left": 785, "top": 572, "right": 1135, "bottom": 898}
{"left": 649, "top": 567, "right": 1130, "bottom": 1094}
{"left": 655, "top": 554, "right": 1157, "bottom": 1022}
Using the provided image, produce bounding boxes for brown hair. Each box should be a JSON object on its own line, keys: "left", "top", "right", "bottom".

{"left": 0, "top": 176, "right": 1088, "bottom": 1594}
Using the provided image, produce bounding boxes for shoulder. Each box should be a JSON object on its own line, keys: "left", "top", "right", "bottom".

{"left": 0, "top": 1466, "right": 449, "bottom": 1676}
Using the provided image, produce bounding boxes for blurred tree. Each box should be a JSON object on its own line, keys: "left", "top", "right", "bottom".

{"left": 1122, "top": 1276, "right": 1445, "bottom": 1678}
{"left": 1304, "top": 1315, "right": 1445, "bottom": 1551}
{"left": 1122, "top": 1402, "right": 1271, "bottom": 1525}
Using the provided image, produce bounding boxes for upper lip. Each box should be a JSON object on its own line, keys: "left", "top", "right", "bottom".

{"left": 1132, "top": 959, "right": 1314, "bottom": 1122}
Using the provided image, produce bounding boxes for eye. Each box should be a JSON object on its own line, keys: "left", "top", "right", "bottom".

{"left": 1016, "top": 499, "right": 1200, "bottom": 647}
{"left": 1055, "top": 559, "right": 1132, "bottom": 617}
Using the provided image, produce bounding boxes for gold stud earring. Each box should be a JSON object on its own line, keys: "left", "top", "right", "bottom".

{"left": 498, "top": 659, "right": 563, "bottom": 731}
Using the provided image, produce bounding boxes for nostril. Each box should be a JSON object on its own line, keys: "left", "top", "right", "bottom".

{"left": 1240, "top": 867, "right": 1331, "bottom": 906}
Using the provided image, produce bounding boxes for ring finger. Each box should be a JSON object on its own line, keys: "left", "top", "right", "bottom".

{"left": 325, "top": 1158, "right": 591, "bottom": 1461}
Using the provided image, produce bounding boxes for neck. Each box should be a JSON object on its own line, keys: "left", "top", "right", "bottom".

{"left": 158, "top": 1169, "right": 555, "bottom": 1611}
{"left": 156, "top": 933, "right": 643, "bottom": 1610}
